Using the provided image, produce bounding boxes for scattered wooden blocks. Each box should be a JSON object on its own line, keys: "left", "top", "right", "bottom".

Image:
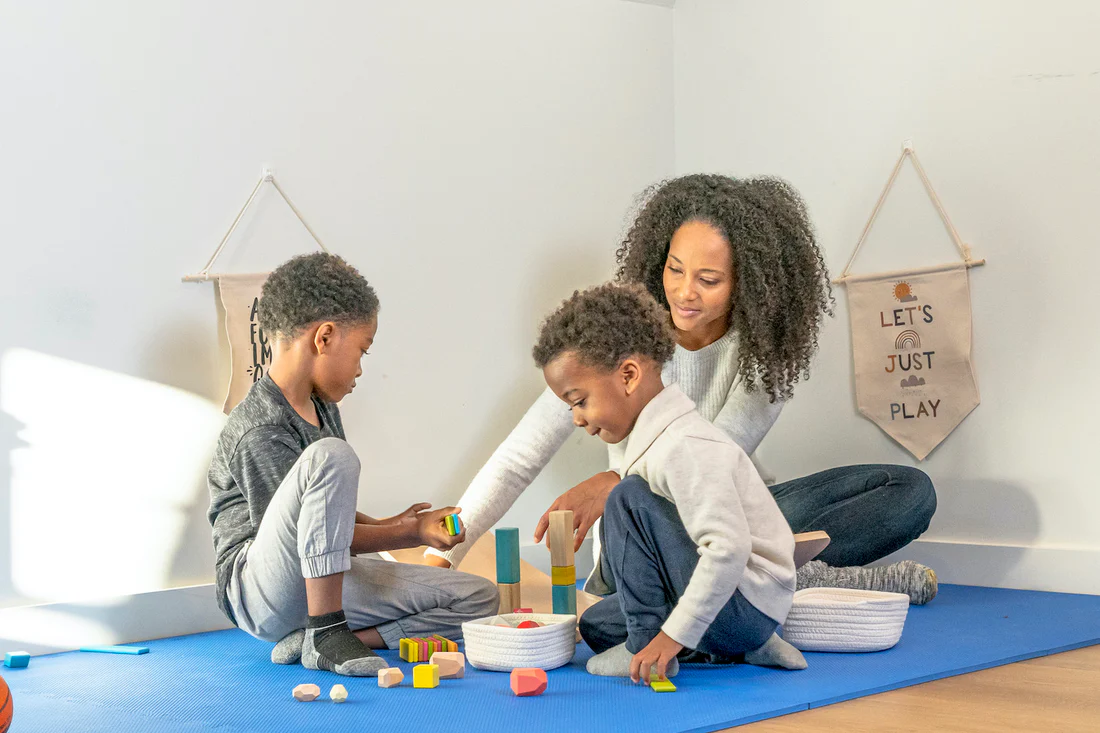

{"left": 378, "top": 668, "right": 404, "bottom": 688}
{"left": 649, "top": 675, "right": 677, "bottom": 693}
{"left": 430, "top": 651, "right": 465, "bottom": 679}
{"left": 498, "top": 582, "right": 522, "bottom": 614}
{"left": 329, "top": 684, "right": 348, "bottom": 703}
{"left": 445, "top": 513, "right": 463, "bottom": 537}
{"left": 516, "top": 620, "right": 541, "bottom": 629}
{"left": 510, "top": 667, "right": 548, "bottom": 697}
{"left": 413, "top": 663, "right": 440, "bottom": 689}
{"left": 293, "top": 683, "right": 321, "bottom": 701}
{"left": 3, "top": 652, "right": 29, "bottom": 669}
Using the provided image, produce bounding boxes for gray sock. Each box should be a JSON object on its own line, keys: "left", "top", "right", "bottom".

{"left": 301, "top": 611, "right": 387, "bottom": 677}
{"left": 585, "top": 642, "right": 679, "bottom": 679}
{"left": 798, "top": 559, "right": 938, "bottom": 605}
{"left": 271, "top": 629, "right": 305, "bottom": 665}
{"left": 744, "top": 633, "right": 807, "bottom": 670}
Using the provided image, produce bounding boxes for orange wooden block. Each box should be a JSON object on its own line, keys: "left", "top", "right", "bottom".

{"left": 292, "top": 683, "right": 321, "bottom": 701}
{"left": 510, "top": 667, "right": 548, "bottom": 697}
{"left": 431, "top": 651, "right": 465, "bottom": 679}
{"left": 516, "top": 620, "right": 541, "bottom": 629}
{"left": 378, "top": 667, "right": 404, "bottom": 688}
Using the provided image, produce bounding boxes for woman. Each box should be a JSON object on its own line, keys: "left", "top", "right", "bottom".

{"left": 425, "top": 174, "right": 938, "bottom": 605}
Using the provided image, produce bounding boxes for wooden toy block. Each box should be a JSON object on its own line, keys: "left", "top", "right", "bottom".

{"left": 516, "top": 620, "right": 541, "bottom": 629}
{"left": 430, "top": 651, "right": 465, "bottom": 679}
{"left": 551, "top": 565, "right": 576, "bottom": 586}
{"left": 495, "top": 527, "right": 521, "bottom": 584}
{"left": 399, "top": 638, "right": 412, "bottom": 662}
{"left": 498, "top": 582, "right": 522, "bottom": 614}
{"left": 329, "top": 684, "right": 348, "bottom": 703}
{"left": 793, "top": 530, "right": 831, "bottom": 569}
{"left": 432, "top": 634, "right": 458, "bottom": 653}
{"left": 445, "top": 513, "right": 463, "bottom": 536}
{"left": 513, "top": 608, "right": 533, "bottom": 614}
{"left": 413, "top": 663, "right": 440, "bottom": 689}
{"left": 649, "top": 675, "right": 677, "bottom": 693}
{"left": 552, "top": 583, "right": 577, "bottom": 615}
{"left": 548, "top": 510, "right": 575, "bottom": 567}
{"left": 510, "top": 667, "right": 548, "bottom": 697}
{"left": 378, "top": 667, "right": 404, "bottom": 688}
{"left": 79, "top": 645, "right": 149, "bottom": 655}
{"left": 3, "top": 652, "right": 29, "bottom": 669}
{"left": 293, "top": 683, "right": 321, "bottom": 701}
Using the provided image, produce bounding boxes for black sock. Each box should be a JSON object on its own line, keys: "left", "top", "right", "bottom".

{"left": 307, "top": 610, "right": 379, "bottom": 668}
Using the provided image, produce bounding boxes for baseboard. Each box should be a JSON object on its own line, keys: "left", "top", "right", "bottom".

{"left": 877, "top": 539, "right": 1100, "bottom": 595}
{"left": 0, "top": 583, "right": 234, "bottom": 657}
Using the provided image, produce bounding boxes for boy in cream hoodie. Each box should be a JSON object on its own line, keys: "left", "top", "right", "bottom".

{"left": 533, "top": 283, "right": 803, "bottom": 682}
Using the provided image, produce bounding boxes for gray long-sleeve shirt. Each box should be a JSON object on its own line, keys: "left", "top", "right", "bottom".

{"left": 207, "top": 375, "right": 343, "bottom": 624}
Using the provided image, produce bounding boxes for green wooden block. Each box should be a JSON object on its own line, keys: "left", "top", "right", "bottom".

{"left": 495, "top": 527, "right": 520, "bottom": 584}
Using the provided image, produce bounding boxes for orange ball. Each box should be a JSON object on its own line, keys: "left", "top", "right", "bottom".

{"left": 0, "top": 674, "right": 13, "bottom": 733}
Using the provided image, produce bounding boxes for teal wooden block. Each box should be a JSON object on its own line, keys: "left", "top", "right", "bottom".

{"left": 495, "top": 527, "right": 520, "bottom": 584}
{"left": 552, "top": 583, "right": 577, "bottom": 615}
{"left": 4, "top": 651, "right": 30, "bottom": 668}
{"left": 79, "top": 645, "right": 149, "bottom": 655}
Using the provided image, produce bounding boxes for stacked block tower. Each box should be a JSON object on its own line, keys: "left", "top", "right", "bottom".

{"left": 496, "top": 527, "right": 522, "bottom": 613}
{"left": 548, "top": 510, "right": 577, "bottom": 614}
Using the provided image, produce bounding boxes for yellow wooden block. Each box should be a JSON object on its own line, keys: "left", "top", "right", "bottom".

{"left": 399, "top": 638, "right": 411, "bottom": 662}
{"left": 551, "top": 565, "right": 576, "bottom": 586}
{"left": 650, "top": 675, "right": 677, "bottom": 693}
{"left": 413, "top": 663, "right": 440, "bottom": 689}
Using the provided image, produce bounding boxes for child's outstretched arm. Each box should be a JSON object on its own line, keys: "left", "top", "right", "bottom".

{"left": 351, "top": 506, "right": 466, "bottom": 554}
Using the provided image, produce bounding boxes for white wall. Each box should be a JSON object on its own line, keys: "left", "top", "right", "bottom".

{"left": 0, "top": 0, "right": 673, "bottom": 612}
{"left": 675, "top": 0, "right": 1099, "bottom": 592}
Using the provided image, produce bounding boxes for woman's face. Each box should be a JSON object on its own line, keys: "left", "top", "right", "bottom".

{"left": 662, "top": 220, "right": 734, "bottom": 344}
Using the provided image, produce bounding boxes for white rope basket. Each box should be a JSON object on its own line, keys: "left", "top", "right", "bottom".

{"left": 462, "top": 613, "right": 577, "bottom": 672}
{"left": 782, "top": 588, "right": 910, "bottom": 653}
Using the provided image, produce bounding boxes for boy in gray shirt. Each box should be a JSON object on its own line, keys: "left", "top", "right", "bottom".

{"left": 208, "top": 253, "right": 497, "bottom": 677}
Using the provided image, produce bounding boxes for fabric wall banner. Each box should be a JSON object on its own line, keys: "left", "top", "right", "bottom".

{"left": 836, "top": 144, "right": 985, "bottom": 460}
{"left": 845, "top": 263, "right": 979, "bottom": 460}
{"left": 215, "top": 273, "right": 271, "bottom": 414}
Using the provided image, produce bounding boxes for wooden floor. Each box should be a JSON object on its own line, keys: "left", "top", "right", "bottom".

{"left": 734, "top": 643, "right": 1100, "bottom": 732}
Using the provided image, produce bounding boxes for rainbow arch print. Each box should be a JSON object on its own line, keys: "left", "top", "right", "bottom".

{"left": 895, "top": 330, "right": 921, "bottom": 350}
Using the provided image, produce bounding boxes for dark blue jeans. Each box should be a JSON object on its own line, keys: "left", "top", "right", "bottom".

{"left": 768, "top": 464, "right": 936, "bottom": 567}
{"left": 579, "top": 476, "right": 779, "bottom": 655}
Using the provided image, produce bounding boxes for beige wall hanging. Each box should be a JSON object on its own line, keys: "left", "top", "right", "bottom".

{"left": 835, "top": 142, "right": 986, "bottom": 460}
{"left": 183, "top": 169, "right": 329, "bottom": 413}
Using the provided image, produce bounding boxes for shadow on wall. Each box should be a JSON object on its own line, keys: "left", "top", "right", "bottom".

{"left": 0, "top": 347, "right": 226, "bottom": 608}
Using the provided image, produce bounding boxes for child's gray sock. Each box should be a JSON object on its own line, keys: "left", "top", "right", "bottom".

{"left": 798, "top": 559, "right": 938, "bottom": 605}
{"left": 301, "top": 611, "right": 387, "bottom": 677}
{"left": 585, "top": 642, "right": 679, "bottom": 678}
{"left": 744, "top": 633, "right": 807, "bottom": 670}
{"left": 271, "top": 629, "right": 305, "bottom": 665}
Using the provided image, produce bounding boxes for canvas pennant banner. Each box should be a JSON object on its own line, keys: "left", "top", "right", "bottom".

{"left": 837, "top": 144, "right": 985, "bottom": 460}
{"left": 845, "top": 264, "right": 979, "bottom": 459}
{"left": 216, "top": 273, "right": 271, "bottom": 414}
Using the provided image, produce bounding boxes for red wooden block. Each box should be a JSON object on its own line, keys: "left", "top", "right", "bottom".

{"left": 513, "top": 608, "right": 533, "bottom": 614}
{"left": 510, "top": 668, "right": 548, "bottom": 697}
{"left": 516, "top": 620, "right": 541, "bottom": 629}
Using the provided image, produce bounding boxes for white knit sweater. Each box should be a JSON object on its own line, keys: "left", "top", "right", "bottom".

{"left": 429, "top": 328, "right": 785, "bottom": 568}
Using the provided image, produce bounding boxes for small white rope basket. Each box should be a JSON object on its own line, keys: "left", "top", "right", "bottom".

{"left": 782, "top": 588, "right": 910, "bottom": 653}
{"left": 461, "top": 613, "right": 577, "bottom": 672}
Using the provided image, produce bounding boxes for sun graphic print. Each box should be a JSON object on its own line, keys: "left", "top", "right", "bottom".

{"left": 893, "top": 281, "right": 917, "bottom": 303}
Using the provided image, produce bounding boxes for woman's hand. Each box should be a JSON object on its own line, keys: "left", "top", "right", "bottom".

{"left": 416, "top": 506, "right": 466, "bottom": 551}
{"left": 533, "top": 471, "right": 620, "bottom": 551}
{"left": 629, "top": 631, "right": 684, "bottom": 684}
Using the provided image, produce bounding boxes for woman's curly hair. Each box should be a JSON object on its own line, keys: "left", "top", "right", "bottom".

{"left": 258, "top": 253, "right": 380, "bottom": 339}
{"left": 533, "top": 283, "right": 675, "bottom": 371}
{"left": 615, "top": 174, "right": 833, "bottom": 401}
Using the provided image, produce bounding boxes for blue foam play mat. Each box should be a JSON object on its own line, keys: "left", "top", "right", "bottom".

{"left": 4, "top": 584, "right": 1100, "bottom": 732}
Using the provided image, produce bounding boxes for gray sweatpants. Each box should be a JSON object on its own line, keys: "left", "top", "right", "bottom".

{"left": 226, "top": 437, "right": 498, "bottom": 649}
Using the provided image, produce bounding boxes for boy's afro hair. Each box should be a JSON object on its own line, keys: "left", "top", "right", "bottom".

{"left": 533, "top": 282, "right": 675, "bottom": 371}
{"left": 257, "top": 253, "right": 379, "bottom": 339}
